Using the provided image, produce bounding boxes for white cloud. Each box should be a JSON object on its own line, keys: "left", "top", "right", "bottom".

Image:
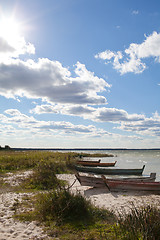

{"left": 117, "top": 112, "right": 160, "bottom": 137}
{"left": 0, "top": 37, "right": 15, "bottom": 53}
{"left": 30, "top": 104, "right": 160, "bottom": 137}
{"left": 0, "top": 58, "right": 110, "bottom": 105}
{"left": 132, "top": 10, "right": 139, "bottom": 15}
{"left": 0, "top": 30, "right": 111, "bottom": 106}
{"left": 1, "top": 109, "right": 113, "bottom": 136}
{"left": 95, "top": 31, "right": 160, "bottom": 74}
{"left": 31, "top": 104, "right": 145, "bottom": 123}
{"left": 0, "top": 36, "right": 35, "bottom": 62}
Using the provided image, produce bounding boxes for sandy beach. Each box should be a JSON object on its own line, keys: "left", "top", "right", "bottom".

{"left": 57, "top": 174, "right": 160, "bottom": 213}
{"left": 1, "top": 172, "right": 160, "bottom": 239}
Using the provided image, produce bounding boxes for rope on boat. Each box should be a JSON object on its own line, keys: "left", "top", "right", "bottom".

{"left": 67, "top": 178, "right": 77, "bottom": 190}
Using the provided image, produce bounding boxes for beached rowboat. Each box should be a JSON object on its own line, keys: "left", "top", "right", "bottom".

{"left": 76, "top": 160, "right": 117, "bottom": 167}
{"left": 102, "top": 175, "right": 160, "bottom": 191}
{"left": 75, "top": 172, "right": 156, "bottom": 188}
{"left": 75, "top": 165, "right": 145, "bottom": 175}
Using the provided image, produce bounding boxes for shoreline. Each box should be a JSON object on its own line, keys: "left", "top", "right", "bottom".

{"left": 1, "top": 172, "right": 160, "bottom": 239}
{"left": 57, "top": 174, "right": 160, "bottom": 214}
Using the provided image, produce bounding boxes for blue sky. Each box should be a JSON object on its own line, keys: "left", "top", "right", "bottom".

{"left": 0, "top": 0, "right": 160, "bottom": 148}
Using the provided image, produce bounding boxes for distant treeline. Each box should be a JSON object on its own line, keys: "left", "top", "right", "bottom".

{"left": 12, "top": 148, "right": 160, "bottom": 151}
{"left": 0, "top": 145, "right": 11, "bottom": 151}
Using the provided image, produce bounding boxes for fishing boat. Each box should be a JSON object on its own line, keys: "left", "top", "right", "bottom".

{"left": 75, "top": 172, "right": 156, "bottom": 188}
{"left": 75, "top": 165, "right": 145, "bottom": 175}
{"left": 76, "top": 160, "right": 117, "bottom": 167}
{"left": 102, "top": 175, "right": 160, "bottom": 191}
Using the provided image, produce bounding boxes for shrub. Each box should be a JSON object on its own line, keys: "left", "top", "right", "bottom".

{"left": 35, "top": 189, "right": 99, "bottom": 226}
{"left": 24, "top": 159, "right": 66, "bottom": 190}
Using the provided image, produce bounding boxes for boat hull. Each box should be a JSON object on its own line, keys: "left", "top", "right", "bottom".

{"left": 75, "top": 172, "right": 156, "bottom": 188}
{"left": 75, "top": 165, "right": 145, "bottom": 175}
{"left": 76, "top": 160, "right": 117, "bottom": 167}
{"left": 104, "top": 180, "right": 160, "bottom": 191}
{"left": 75, "top": 173, "right": 105, "bottom": 188}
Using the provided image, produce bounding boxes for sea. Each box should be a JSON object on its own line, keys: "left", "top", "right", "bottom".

{"left": 63, "top": 149, "right": 160, "bottom": 181}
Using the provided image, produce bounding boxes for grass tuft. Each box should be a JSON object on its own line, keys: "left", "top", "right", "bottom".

{"left": 35, "top": 189, "right": 95, "bottom": 225}
{"left": 115, "top": 204, "right": 160, "bottom": 240}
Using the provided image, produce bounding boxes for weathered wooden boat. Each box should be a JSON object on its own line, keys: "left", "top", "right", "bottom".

{"left": 75, "top": 172, "right": 156, "bottom": 188}
{"left": 75, "top": 172, "right": 105, "bottom": 188}
{"left": 76, "top": 159, "right": 117, "bottom": 167}
{"left": 77, "top": 159, "right": 100, "bottom": 165}
{"left": 102, "top": 175, "right": 160, "bottom": 191}
{"left": 75, "top": 165, "right": 145, "bottom": 175}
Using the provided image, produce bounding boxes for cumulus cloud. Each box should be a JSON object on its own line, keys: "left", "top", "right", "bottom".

{"left": 95, "top": 31, "right": 160, "bottom": 74}
{"left": 0, "top": 37, "right": 15, "bottom": 53}
{"left": 0, "top": 28, "right": 111, "bottom": 106}
{"left": 1, "top": 109, "right": 113, "bottom": 136}
{"left": 117, "top": 111, "right": 160, "bottom": 137}
{"left": 30, "top": 104, "right": 160, "bottom": 137}
{"left": 0, "top": 36, "right": 35, "bottom": 61}
{"left": 31, "top": 104, "right": 145, "bottom": 123}
{"left": 0, "top": 57, "right": 110, "bottom": 105}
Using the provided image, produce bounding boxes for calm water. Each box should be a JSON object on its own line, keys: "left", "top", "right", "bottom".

{"left": 71, "top": 149, "right": 160, "bottom": 181}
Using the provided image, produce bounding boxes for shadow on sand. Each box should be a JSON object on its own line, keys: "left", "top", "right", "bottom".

{"left": 84, "top": 187, "right": 160, "bottom": 198}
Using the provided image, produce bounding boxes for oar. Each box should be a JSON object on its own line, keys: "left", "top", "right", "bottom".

{"left": 101, "top": 175, "right": 110, "bottom": 192}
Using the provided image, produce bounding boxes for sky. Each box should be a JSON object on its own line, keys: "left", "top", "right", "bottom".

{"left": 0, "top": 0, "right": 160, "bottom": 149}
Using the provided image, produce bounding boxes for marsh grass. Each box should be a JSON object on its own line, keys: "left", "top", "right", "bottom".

{"left": 0, "top": 151, "right": 78, "bottom": 173}
{"left": 115, "top": 204, "right": 160, "bottom": 240}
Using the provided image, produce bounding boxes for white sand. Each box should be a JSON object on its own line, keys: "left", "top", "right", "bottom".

{"left": 1, "top": 172, "right": 160, "bottom": 239}
{"left": 0, "top": 171, "right": 50, "bottom": 240}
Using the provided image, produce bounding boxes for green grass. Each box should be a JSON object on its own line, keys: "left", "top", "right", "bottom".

{"left": 114, "top": 204, "right": 160, "bottom": 240}
{"left": 23, "top": 159, "right": 67, "bottom": 190}
{"left": 0, "top": 151, "right": 78, "bottom": 173}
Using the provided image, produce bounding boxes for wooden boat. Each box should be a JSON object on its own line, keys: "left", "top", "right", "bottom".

{"left": 102, "top": 175, "right": 160, "bottom": 191}
{"left": 75, "top": 172, "right": 156, "bottom": 188}
{"left": 75, "top": 165, "right": 145, "bottom": 175}
{"left": 76, "top": 159, "right": 117, "bottom": 167}
{"left": 77, "top": 159, "right": 100, "bottom": 165}
{"left": 75, "top": 172, "right": 106, "bottom": 188}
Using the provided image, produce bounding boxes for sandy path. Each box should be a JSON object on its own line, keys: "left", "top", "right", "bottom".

{"left": 0, "top": 172, "right": 50, "bottom": 240}
{"left": 0, "top": 192, "right": 49, "bottom": 240}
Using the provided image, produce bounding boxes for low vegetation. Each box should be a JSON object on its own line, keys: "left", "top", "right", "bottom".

{"left": 0, "top": 150, "right": 78, "bottom": 173}
{"left": 14, "top": 187, "right": 117, "bottom": 239}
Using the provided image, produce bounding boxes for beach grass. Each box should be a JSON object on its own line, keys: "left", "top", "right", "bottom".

{"left": 14, "top": 187, "right": 117, "bottom": 239}
{"left": 114, "top": 204, "right": 160, "bottom": 240}
{"left": 0, "top": 150, "right": 79, "bottom": 173}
